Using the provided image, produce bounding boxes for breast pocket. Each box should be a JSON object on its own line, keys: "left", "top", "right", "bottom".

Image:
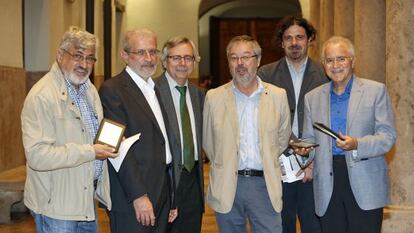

{"left": 55, "top": 114, "right": 84, "bottom": 144}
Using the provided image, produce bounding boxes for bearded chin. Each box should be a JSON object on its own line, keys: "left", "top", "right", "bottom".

{"left": 65, "top": 72, "right": 90, "bottom": 86}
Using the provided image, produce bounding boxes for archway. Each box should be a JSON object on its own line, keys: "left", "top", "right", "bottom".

{"left": 198, "top": 0, "right": 302, "bottom": 87}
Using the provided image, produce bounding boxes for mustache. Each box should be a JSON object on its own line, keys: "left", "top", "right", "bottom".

{"left": 288, "top": 45, "right": 302, "bottom": 50}
{"left": 141, "top": 61, "right": 156, "bottom": 68}
{"left": 74, "top": 65, "right": 89, "bottom": 73}
{"left": 236, "top": 66, "right": 247, "bottom": 72}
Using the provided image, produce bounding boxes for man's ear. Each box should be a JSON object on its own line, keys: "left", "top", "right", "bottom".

{"left": 120, "top": 50, "right": 130, "bottom": 63}
{"left": 56, "top": 49, "right": 63, "bottom": 63}
{"left": 256, "top": 57, "right": 261, "bottom": 68}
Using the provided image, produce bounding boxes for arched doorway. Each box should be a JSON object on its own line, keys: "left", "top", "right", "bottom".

{"left": 198, "top": 0, "right": 302, "bottom": 87}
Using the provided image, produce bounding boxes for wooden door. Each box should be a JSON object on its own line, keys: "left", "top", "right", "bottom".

{"left": 210, "top": 17, "right": 285, "bottom": 87}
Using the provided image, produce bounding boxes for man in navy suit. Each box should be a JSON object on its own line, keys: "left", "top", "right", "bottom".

{"left": 300, "top": 36, "right": 396, "bottom": 233}
{"left": 258, "top": 16, "right": 328, "bottom": 233}
{"left": 99, "top": 28, "right": 177, "bottom": 233}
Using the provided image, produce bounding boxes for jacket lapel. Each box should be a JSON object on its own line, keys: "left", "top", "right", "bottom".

{"left": 157, "top": 74, "right": 181, "bottom": 150}
{"left": 223, "top": 83, "right": 240, "bottom": 150}
{"left": 347, "top": 77, "right": 363, "bottom": 131}
{"left": 121, "top": 72, "right": 164, "bottom": 135}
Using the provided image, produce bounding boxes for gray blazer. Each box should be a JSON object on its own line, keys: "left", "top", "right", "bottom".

{"left": 156, "top": 73, "right": 205, "bottom": 210}
{"left": 302, "top": 76, "right": 397, "bottom": 216}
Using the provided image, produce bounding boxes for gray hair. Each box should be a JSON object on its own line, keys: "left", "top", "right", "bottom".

{"left": 226, "top": 35, "right": 262, "bottom": 58}
{"left": 160, "top": 36, "right": 200, "bottom": 62}
{"left": 58, "top": 26, "right": 97, "bottom": 52}
{"left": 123, "top": 28, "right": 157, "bottom": 52}
{"left": 321, "top": 36, "right": 355, "bottom": 60}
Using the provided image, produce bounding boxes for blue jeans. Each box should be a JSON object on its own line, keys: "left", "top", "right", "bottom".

{"left": 30, "top": 210, "right": 98, "bottom": 233}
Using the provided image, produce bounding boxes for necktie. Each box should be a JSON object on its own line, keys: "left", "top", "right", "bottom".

{"left": 176, "top": 86, "right": 195, "bottom": 171}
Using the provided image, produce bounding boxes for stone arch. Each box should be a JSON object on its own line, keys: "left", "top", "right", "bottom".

{"left": 198, "top": 0, "right": 303, "bottom": 78}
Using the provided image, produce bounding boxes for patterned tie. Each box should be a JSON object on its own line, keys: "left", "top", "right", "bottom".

{"left": 175, "top": 86, "right": 195, "bottom": 171}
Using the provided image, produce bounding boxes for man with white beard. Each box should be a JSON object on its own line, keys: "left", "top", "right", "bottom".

{"left": 21, "top": 26, "right": 117, "bottom": 233}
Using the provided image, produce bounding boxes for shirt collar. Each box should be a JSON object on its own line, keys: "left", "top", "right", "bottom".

{"left": 330, "top": 75, "right": 354, "bottom": 96}
{"left": 232, "top": 76, "right": 264, "bottom": 97}
{"left": 126, "top": 65, "right": 155, "bottom": 90}
{"left": 165, "top": 71, "right": 188, "bottom": 91}
{"left": 63, "top": 75, "right": 90, "bottom": 96}
{"left": 286, "top": 56, "right": 308, "bottom": 74}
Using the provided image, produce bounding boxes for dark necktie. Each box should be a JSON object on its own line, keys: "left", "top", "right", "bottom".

{"left": 176, "top": 86, "right": 195, "bottom": 171}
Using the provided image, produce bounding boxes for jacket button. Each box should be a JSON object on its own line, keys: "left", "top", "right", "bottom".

{"left": 329, "top": 172, "right": 333, "bottom": 176}
{"left": 82, "top": 129, "right": 85, "bottom": 132}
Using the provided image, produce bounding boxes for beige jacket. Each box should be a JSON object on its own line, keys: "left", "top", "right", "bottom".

{"left": 21, "top": 62, "right": 111, "bottom": 221}
{"left": 203, "top": 80, "right": 291, "bottom": 213}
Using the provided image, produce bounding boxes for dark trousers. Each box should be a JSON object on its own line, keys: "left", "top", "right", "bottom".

{"left": 281, "top": 180, "right": 321, "bottom": 233}
{"left": 109, "top": 169, "right": 172, "bottom": 233}
{"left": 168, "top": 164, "right": 203, "bottom": 233}
{"left": 320, "top": 156, "right": 383, "bottom": 233}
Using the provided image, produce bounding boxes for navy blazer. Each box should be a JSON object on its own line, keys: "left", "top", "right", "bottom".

{"left": 99, "top": 70, "right": 172, "bottom": 212}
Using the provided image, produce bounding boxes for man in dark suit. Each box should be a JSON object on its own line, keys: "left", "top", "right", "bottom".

{"left": 156, "top": 36, "right": 205, "bottom": 233}
{"left": 258, "top": 16, "right": 328, "bottom": 233}
{"left": 99, "top": 28, "right": 177, "bottom": 233}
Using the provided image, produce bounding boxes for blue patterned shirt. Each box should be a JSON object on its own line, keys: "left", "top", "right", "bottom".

{"left": 64, "top": 78, "right": 102, "bottom": 179}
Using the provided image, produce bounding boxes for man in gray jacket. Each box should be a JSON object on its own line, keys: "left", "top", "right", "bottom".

{"left": 300, "top": 36, "right": 396, "bottom": 233}
{"left": 21, "top": 26, "right": 117, "bottom": 233}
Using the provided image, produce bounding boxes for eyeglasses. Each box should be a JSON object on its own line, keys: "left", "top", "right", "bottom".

{"left": 323, "top": 56, "right": 353, "bottom": 66}
{"left": 167, "top": 55, "right": 195, "bottom": 63}
{"left": 62, "top": 49, "right": 97, "bottom": 64}
{"left": 126, "top": 49, "right": 160, "bottom": 57}
{"left": 228, "top": 55, "right": 257, "bottom": 63}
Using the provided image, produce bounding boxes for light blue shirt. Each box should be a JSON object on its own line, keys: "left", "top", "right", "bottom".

{"left": 286, "top": 57, "right": 308, "bottom": 137}
{"left": 232, "top": 77, "right": 264, "bottom": 170}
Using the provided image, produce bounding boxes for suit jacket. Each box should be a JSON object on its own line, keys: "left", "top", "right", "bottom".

{"left": 302, "top": 76, "right": 397, "bottom": 216}
{"left": 155, "top": 73, "right": 205, "bottom": 211}
{"left": 258, "top": 57, "right": 328, "bottom": 137}
{"left": 99, "top": 70, "right": 171, "bottom": 212}
{"left": 203, "top": 80, "right": 291, "bottom": 213}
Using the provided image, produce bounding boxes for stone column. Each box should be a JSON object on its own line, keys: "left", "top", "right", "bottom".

{"left": 319, "top": 0, "right": 334, "bottom": 48}
{"left": 354, "top": 0, "right": 385, "bottom": 83}
{"left": 333, "top": 0, "right": 354, "bottom": 39}
{"left": 383, "top": 0, "right": 414, "bottom": 232}
{"left": 308, "top": 0, "right": 321, "bottom": 60}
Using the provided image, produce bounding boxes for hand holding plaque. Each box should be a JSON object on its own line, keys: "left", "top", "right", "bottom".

{"left": 95, "top": 118, "right": 126, "bottom": 152}
{"left": 313, "top": 122, "right": 342, "bottom": 140}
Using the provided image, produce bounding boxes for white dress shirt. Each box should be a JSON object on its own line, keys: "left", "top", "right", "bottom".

{"left": 126, "top": 66, "right": 172, "bottom": 164}
{"left": 165, "top": 72, "right": 199, "bottom": 162}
